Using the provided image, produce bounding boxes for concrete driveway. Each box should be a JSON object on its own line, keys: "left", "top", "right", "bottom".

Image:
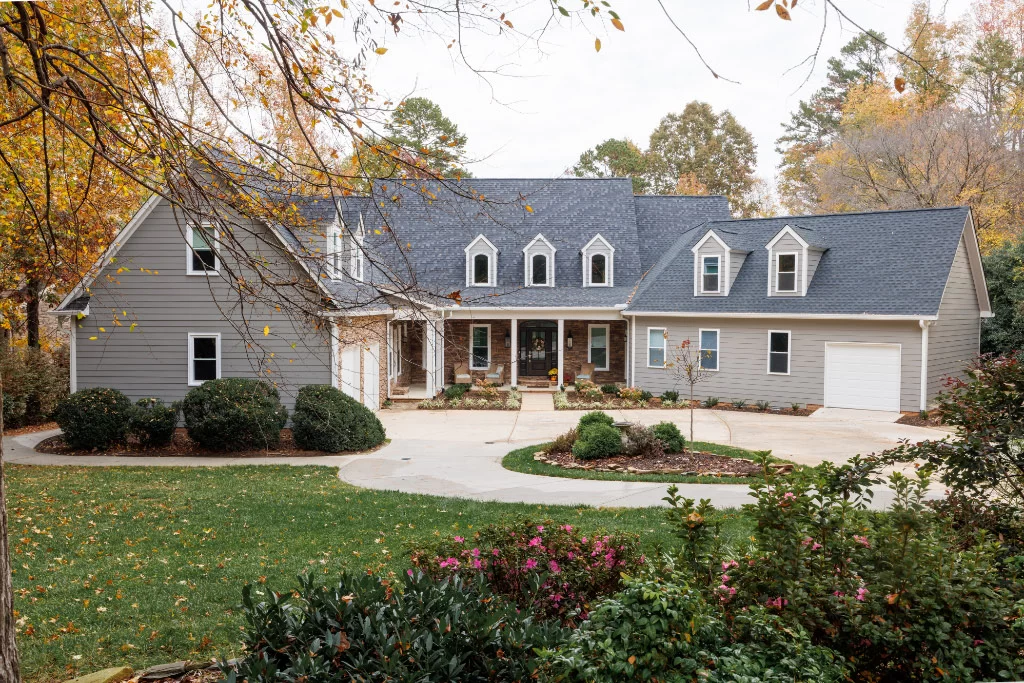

{"left": 4, "top": 405, "right": 948, "bottom": 509}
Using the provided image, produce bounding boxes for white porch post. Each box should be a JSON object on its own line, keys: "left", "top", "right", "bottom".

{"left": 510, "top": 318, "right": 518, "bottom": 387}
{"left": 919, "top": 319, "right": 932, "bottom": 412}
{"left": 425, "top": 320, "right": 437, "bottom": 398}
{"left": 630, "top": 315, "right": 636, "bottom": 388}
{"left": 438, "top": 315, "right": 446, "bottom": 391}
{"left": 69, "top": 318, "right": 77, "bottom": 393}
{"left": 557, "top": 318, "right": 565, "bottom": 388}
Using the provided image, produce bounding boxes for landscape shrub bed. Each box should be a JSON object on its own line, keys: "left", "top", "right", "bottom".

{"left": 291, "top": 384, "right": 385, "bottom": 452}
{"left": 128, "top": 398, "right": 178, "bottom": 448}
{"left": 1, "top": 346, "right": 69, "bottom": 427}
{"left": 52, "top": 387, "right": 134, "bottom": 449}
{"left": 181, "top": 378, "right": 288, "bottom": 450}
{"left": 554, "top": 387, "right": 812, "bottom": 414}
{"left": 419, "top": 386, "right": 521, "bottom": 410}
{"left": 410, "top": 520, "right": 645, "bottom": 624}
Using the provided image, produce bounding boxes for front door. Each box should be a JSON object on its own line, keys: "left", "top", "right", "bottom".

{"left": 522, "top": 326, "right": 556, "bottom": 376}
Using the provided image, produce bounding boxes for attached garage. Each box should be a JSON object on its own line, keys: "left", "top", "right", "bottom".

{"left": 824, "top": 343, "right": 902, "bottom": 412}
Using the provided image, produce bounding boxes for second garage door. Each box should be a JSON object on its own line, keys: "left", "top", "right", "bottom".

{"left": 824, "top": 343, "right": 902, "bottom": 412}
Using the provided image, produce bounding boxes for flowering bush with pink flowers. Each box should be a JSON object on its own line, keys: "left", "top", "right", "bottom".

{"left": 661, "top": 454, "right": 1024, "bottom": 682}
{"left": 409, "top": 520, "right": 644, "bottom": 624}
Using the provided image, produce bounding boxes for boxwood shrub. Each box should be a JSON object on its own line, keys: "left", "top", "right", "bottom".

{"left": 652, "top": 421, "right": 685, "bottom": 453}
{"left": 129, "top": 398, "right": 179, "bottom": 448}
{"left": 578, "top": 410, "right": 614, "bottom": 430}
{"left": 181, "top": 378, "right": 288, "bottom": 450}
{"left": 290, "top": 384, "right": 385, "bottom": 452}
{"left": 53, "top": 387, "right": 133, "bottom": 450}
{"left": 572, "top": 422, "right": 622, "bottom": 461}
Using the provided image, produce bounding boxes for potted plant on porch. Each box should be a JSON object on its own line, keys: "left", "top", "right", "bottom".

{"left": 548, "top": 367, "right": 558, "bottom": 384}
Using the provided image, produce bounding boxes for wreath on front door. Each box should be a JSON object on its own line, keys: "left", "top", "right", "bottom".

{"left": 532, "top": 337, "right": 545, "bottom": 352}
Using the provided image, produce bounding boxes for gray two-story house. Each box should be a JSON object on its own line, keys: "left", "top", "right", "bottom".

{"left": 53, "top": 178, "right": 991, "bottom": 413}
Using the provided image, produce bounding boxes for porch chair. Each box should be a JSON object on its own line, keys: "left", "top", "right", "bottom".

{"left": 454, "top": 362, "right": 472, "bottom": 385}
{"left": 577, "top": 363, "right": 595, "bottom": 383}
{"left": 485, "top": 363, "right": 506, "bottom": 385}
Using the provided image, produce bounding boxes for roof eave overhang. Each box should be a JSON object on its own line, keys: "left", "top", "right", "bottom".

{"left": 621, "top": 310, "right": 938, "bottom": 321}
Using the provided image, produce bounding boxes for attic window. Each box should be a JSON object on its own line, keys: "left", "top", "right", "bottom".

{"left": 466, "top": 234, "right": 498, "bottom": 287}
{"left": 776, "top": 253, "right": 797, "bottom": 292}
{"left": 590, "top": 254, "right": 607, "bottom": 285}
{"left": 701, "top": 256, "right": 720, "bottom": 293}
{"left": 582, "top": 234, "right": 614, "bottom": 287}
{"left": 474, "top": 254, "right": 490, "bottom": 284}
{"left": 186, "top": 224, "right": 218, "bottom": 275}
{"left": 523, "top": 234, "right": 555, "bottom": 287}
{"left": 531, "top": 254, "right": 548, "bottom": 285}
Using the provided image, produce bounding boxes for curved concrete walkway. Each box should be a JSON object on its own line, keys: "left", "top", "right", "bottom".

{"left": 3, "top": 405, "right": 947, "bottom": 509}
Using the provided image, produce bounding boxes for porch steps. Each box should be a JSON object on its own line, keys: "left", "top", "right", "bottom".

{"left": 517, "top": 376, "right": 558, "bottom": 388}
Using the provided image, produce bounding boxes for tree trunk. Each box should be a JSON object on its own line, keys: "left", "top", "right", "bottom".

{"left": 25, "top": 278, "right": 40, "bottom": 350}
{"left": 689, "top": 382, "right": 695, "bottom": 449}
{"left": 0, "top": 375, "right": 22, "bottom": 683}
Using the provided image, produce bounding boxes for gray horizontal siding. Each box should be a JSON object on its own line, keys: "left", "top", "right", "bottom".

{"left": 631, "top": 317, "right": 922, "bottom": 411}
{"left": 75, "top": 199, "right": 332, "bottom": 409}
{"left": 928, "top": 235, "right": 981, "bottom": 398}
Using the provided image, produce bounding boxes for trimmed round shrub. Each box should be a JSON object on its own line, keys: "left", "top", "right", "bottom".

{"left": 578, "top": 410, "right": 614, "bottom": 430}
{"left": 660, "top": 390, "right": 680, "bottom": 402}
{"left": 600, "top": 384, "right": 619, "bottom": 395}
{"left": 53, "top": 387, "right": 133, "bottom": 450}
{"left": 572, "top": 422, "right": 623, "bottom": 461}
{"left": 291, "top": 384, "right": 385, "bottom": 452}
{"left": 653, "top": 421, "right": 685, "bottom": 454}
{"left": 181, "top": 378, "right": 288, "bottom": 450}
{"left": 129, "top": 398, "right": 179, "bottom": 448}
{"left": 444, "top": 383, "right": 472, "bottom": 400}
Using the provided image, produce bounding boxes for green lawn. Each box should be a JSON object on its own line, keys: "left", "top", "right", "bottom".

{"left": 7, "top": 464, "right": 751, "bottom": 682}
{"left": 503, "top": 442, "right": 782, "bottom": 484}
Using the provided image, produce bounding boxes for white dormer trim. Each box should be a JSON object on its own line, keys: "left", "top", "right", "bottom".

{"left": 327, "top": 222, "right": 343, "bottom": 280}
{"left": 523, "top": 234, "right": 556, "bottom": 287}
{"left": 691, "top": 229, "right": 732, "bottom": 296}
{"left": 350, "top": 215, "right": 366, "bottom": 282}
{"left": 582, "top": 234, "right": 615, "bottom": 287}
{"left": 765, "top": 225, "right": 810, "bottom": 297}
{"left": 465, "top": 234, "right": 498, "bottom": 287}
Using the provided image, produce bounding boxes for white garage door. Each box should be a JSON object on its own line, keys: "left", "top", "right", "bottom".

{"left": 824, "top": 343, "right": 902, "bottom": 412}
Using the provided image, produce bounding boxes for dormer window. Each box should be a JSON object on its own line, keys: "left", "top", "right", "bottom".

{"left": 523, "top": 234, "right": 555, "bottom": 287}
{"left": 582, "top": 234, "right": 614, "bottom": 287}
{"left": 701, "top": 256, "right": 720, "bottom": 293}
{"left": 350, "top": 233, "right": 365, "bottom": 282}
{"left": 465, "top": 234, "right": 498, "bottom": 287}
{"left": 776, "top": 253, "right": 797, "bottom": 292}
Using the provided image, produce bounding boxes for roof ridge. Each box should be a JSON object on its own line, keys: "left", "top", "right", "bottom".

{"left": 705, "top": 205, "right": 969, "bottom": 225}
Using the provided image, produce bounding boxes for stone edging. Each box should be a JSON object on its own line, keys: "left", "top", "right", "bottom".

{"left": 532, "top": 451, "right": 795, "bottom": 478}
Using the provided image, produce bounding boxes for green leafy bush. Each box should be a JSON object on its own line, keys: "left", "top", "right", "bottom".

{"left": 53, "top": 387, "right": 133, "bottom": 450}
{"left": 229, "top": 571, "right": 565, "bottom": 683}
{"left": 660, "top": 390, "right": 679, "bottom": 402}
{"left": 444, "top": 383, "right": 472, "bottom": 400}
{"left": 574, "top": 380, "right": 603, "bottom": 400}
{"left": 652, "top": 421, "right": 684, "bottom": 453}
{"left": 578, "top": 410, "right": 614, "bottom": 430}
{"left": 755, "top": 400, "right": 772, "bottom": 411}
{"left": 600, "top": 384, "right": 619, "bottom": 395}
{"left": 129, "top": 398, "right": 178, "bottom": 448}
{"left": 291, "top": 384, "right": 385, "bottom": 452}
{"left": 639, "top": 390, "right": 653, "bottom": 401}
{"left": 0, "top": 346, "right": 68, "bottom": 427}
{"left": 703, "top": 396, "right": 720, "bottom": 408}
{"left": 181, "top": 378, "right": 288, "bottom": 450}
{"left": 732, "top": 399, "right": 748, "bottom": 409}
{"left": 411, "top": 520, "right": 644, "bottom": 624}
{"left": 572, "top": 422, "right": 622, "bottom": 461}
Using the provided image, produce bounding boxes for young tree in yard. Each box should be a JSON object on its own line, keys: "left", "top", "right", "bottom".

{"left": 666, "top": 338, "right": 714, "bottom": 447}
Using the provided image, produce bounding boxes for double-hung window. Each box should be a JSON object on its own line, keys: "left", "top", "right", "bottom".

{"left": 701, "top": 255, "right": 720, "bottom": 293}
{"left": 188, "top": 333, "right": 221, "bottom": 386}
{"left": 776, "top": 253, "right": 797, "bottom": 292}
{"left": 768, "top": 331, "right": 791, "bottom": 375}
{"left": 470, "top": 324, "right": 490, "bottom": 370}
{"left": 589, "top": 324, "right": 609, "bottom": 371}
{"left": 186, "top": 224, "right": 218, "bottom": 274}
{"left": 647, "top": 328, "right": 666, "bottom": 368}
{"left": 699, "top": 329, "right": 719, "bottom": 371}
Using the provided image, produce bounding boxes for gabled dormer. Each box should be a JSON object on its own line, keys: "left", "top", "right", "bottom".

{"left": 465, "top": 234, "right": 498, "bottom": 287}
{"left": 523, "top": 234, "right": 556, "bottom": 287}
{"left": 691, "top": 229, "right": 748, "bottom": 297}
{"left": 327, "top": 209, "right": 365, "bottom": 282}
{"left": 582, "top": 234, "right": 614, "bottom": 287}
{"left": 764, "top": 225, "right": 826, "bottom": 297}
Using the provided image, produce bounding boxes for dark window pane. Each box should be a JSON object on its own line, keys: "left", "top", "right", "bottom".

{"left": 591, "top": 254, "right": 606, "bottom": 284}
{"left": 703, "top": 273, "right": 719, "bottom": 292}
{"left": 591, "top": 347, "right": 607, "bottom": 369}
{"left": 193, "top": 337, "right": 217, "bottom": 359}
{"left": 192, "top": 248, "right": 216, "bottom": 271}
{"left": 778, "top": 272, "right": 796, "bottom": 291}
{"left": 703, "top": 257, "right": 719, "bottom": 275}
{"left": 532, "top": 254, "right": 547, "bottom": 284}
{"left": 770, "top": 332, "right": 789, "bottom": 354}
{"left": 193, "top": 359, "right": 217, "bottom": 381}
{"left": 473, "top": 254, "right": 489, "bottom": 284}
{"left": 778, "top": 254, "right": 796, "bottom": 272}
{"left": 701, "top": 350, "right": 718, "bottom": 370}
{"left": 769, "top": 353, "right": 788, "bottom": 374}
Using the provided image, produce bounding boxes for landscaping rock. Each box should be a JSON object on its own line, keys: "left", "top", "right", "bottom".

{"left": 139, "top": 661, "right": 206, "bottom": 680}
{"left": 64, "top": 667, "right": 133, "bottom": 683}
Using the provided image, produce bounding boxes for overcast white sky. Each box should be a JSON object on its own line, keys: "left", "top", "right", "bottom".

{"left": 364, "top": 0, "right": 974, "bottom": 184}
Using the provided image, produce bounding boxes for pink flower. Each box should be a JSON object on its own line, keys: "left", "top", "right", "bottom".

{"left": 783, "top": 492, "right": 796, "bottom": 500}
{"left": 407, "top": 569, "right": 414, "bottom": 577}
{"left": 812, "top": 542, "right": 822, "bottom": 551}
{"left": 721, "top": 560, "right": 739, "bottom": 571}
{"left": 581, "top": 536, "right": 588, "bottom": 543}
{"left": 765, "top": 597, "right": 789, "bottom": 609}
{"left": 548, "top": 560, "right": 560, "bottom": 573}
{"left": 453, "top": 536, "right": 465, "bottom": 543}
{"left": 853, "top": 535, "right": 871, "bottom": 548}
{"left": 973, "top": 639, "right": 985, "bottom": 646}
{"left": 833, "top": 590, "right": 845, "bottom": 597}
{"left": 525, "top": 558, "right": 538, "bottom": 570}
{"left": 561, "top": 525, "right": 573, "bottom": 532}
{"left": 472, "top": 559, "right": 482, "bottom": 569}
{"left": 856, "top": 587, "right": 869, "bottom": 602}
{"left": 721, "top": 574, "right": 731, "bottom": 583}
{"left": 492, "top": 548, "right": 500, "bottom": 556}
{"left": 471, "top": 548, "right": 481, "bottom": 557}
{"left": 529, "top": 537, "right": 542, "bottom": 547}
{"left": 567, "top": 551, "right": 575, "bottom": 560}
{"left": 537, "top": 525, "right": 545, "bottom": 532}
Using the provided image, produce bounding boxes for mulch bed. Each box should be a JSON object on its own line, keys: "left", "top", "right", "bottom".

{"left": 564, "top": 395, "right": 814, "bottom": 416}
{"left": 896, "top": 412, "right": 947, "bottom": 428}
{"left": 539, "top": 448, "right": 767, "bottom": 477}
{"left": 35, "top": 428, "right": 381, "bottom": 458}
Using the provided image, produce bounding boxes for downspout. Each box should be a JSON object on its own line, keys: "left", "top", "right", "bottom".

{"left": 385, "top": 319, "right": 392, "bottom": 400}
{"left": 630, "top": 315, "right": 636, "bottom": 388}
{"left": 69, "top": 317, "right": 78, "bottom": 394}
{"left": 919, "top": 319, "right": 932, "bottom": 412}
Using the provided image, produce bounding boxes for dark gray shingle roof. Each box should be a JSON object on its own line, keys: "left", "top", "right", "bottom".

{"left": 628, "top": 207, "right": 971, "bottom": 316}
{"left": 633, "top": 195, "right": 732, "bottom": 271}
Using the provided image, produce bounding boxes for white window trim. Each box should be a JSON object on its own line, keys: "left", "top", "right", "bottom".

{"left": 328, "top": 224, "right": 343, "bottom": 280}
{"left": 691, "top": 230, "right": 732, "bottom": 296}
{"left": 589, "top": 252, "right": 610, "bottom": 286}
{"left": 350, "top": 233, "right": 365, "bottom": 282}
{"left": 469, "top": 323, "right": 491, "bottom": 370}
{"left": 582, "top": 234, "right": 615, "bottom": 287}
{"left": 767, "top": 330, "right": 791, "bottom": 376}
{"left": 775, "top": 252, "right": 799, "bottom": 293}
{"left": 699, "top": 328, "right": 720, "bottom": 372}
{"left": 588, "top": 323, "right": 610, "bottom": 371}
{"left": 185, "top": 224, "right": 219, "bottom": 276}
{"left": 465, "top": 234, "right": 498, "bottom": 287}
{"left": 523, "top": 234, "right": 556, "bottom": 288}
{"left": 646, "top": 327, "right": 667, "bottom": 369}
{"left": 187, "top": 332, "right": 222, "bottom": 386}
{"left": 701, "top": 255, "right": 721, "bottom": 294}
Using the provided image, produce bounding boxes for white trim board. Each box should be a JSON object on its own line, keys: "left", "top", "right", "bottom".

{"left": 622, "top": 311, "right": 939, "bottom": 321}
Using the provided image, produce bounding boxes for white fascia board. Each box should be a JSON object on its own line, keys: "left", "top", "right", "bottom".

{"left": 465, "top": 234, "right": 498, "bottom": 253}
{"left": 582, "top": 233, "right": 614, "bottom": 253}
{"left": 621, "top": 310, "right": 938, "bottom": 321}
{"left": 962, "top": 212, "right": 993, "bottom": 315}
{"left": 765, "top": 224, "right": 809, "bottom": 251}
{"left": 691, "top": 229, "right": 729, "bottom": 253}
{"left": 523, "top": 234, "right": 556, "bottom": 253}
{"left": 55, "top": 193, "right": 163, "bottom": 310}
